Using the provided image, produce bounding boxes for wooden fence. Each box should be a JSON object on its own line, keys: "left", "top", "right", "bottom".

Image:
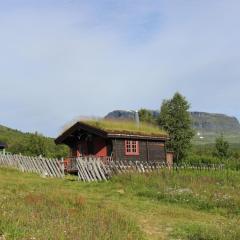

{"left": 76, "top": 157, "right": 110, "bottom": 182}
{"left": 74, "top": 158, "right": 171, "bottom": 182}
{"left": 0, "top": 153, "right": 64, "bottom": 178}
{"left": 0, "top": 153, "right": 225, "bottom": 182}
{"left": 74, "top": 158, "right": 225, "bottom": 182}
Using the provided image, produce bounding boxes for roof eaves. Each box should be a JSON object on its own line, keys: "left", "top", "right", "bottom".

{"left": 55, "top": 122, "right": 108, "bottom": 144}
{"left": 55, "top": 122, "right": 79, "bottom": 144}
{"left": 107, "top": 133, "right": 168, "bottom": 140}
{"left": 77, "top": 122, "right": 108, "bottom": 136}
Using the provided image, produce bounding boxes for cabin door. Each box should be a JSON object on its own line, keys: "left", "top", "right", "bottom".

{"left": 78, "top": 139, "right": 93, "bottom": 156}
{"left": 87, "top": 139, "right": 94, "bottom": 155}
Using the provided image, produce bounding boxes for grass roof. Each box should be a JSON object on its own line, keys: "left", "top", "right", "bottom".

{"left": 81, "top": 119, "right": 168, "bottom": 137}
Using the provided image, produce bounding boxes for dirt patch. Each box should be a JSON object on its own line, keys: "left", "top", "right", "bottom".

{"left": 74, "top": 196, "right": 86, "bottom": 207}
{"left": 24, "top": 193, "right": 45, "bottom": 205}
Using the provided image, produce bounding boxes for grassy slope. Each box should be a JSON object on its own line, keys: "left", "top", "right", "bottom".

{"left": 0, "top": 124, "right": 28, "bottom": 145}
{"left": 0, "top": 125, "right": 68, "bottom": 157}
{"left": 1, "top": 168, "right": 240, "bottom": 240}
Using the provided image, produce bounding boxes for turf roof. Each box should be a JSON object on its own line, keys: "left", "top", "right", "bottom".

{"left": 81, "top": 120, "right": 168, "bottom": 137}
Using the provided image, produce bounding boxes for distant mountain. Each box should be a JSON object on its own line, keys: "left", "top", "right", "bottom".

{"left": 105, "top": 110, "right": 160, "bottom": 120}
{"left": 105, "top": 110, "right": 136, "bottom": 121}
{"left": 105, "top": 110, "right": 240, "bottom": 144}
{"left": 190, "top": 112, "right": 240, "bottom": 134}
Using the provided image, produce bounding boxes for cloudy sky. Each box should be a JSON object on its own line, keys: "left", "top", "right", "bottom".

{"left": 0, "top": 0, "right": 239, "bottom": 137}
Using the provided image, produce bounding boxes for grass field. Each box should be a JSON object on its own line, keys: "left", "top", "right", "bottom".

{"left": 1, "top": 168, "right": 240, "bottom": 240}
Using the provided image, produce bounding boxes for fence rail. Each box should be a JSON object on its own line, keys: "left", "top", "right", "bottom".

{"left": 0, "top": 153, "right": 64, "bottom": 178}
{"left": 0, "top": 153, "right": 225, "bottom": 182}
{"left": 74, "top": 158, "right": 225, "bottom": 182}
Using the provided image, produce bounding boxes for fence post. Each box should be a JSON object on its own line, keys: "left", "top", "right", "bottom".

{"left": 61, "top": 157, "right": 65, "bottom": 177}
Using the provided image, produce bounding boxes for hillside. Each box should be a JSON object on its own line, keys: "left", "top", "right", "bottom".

{"left": 105, "top": 110, "right": 240, "bottom": 144}
{"left": 0, "top": 124, "right": 68, "bottom": 158}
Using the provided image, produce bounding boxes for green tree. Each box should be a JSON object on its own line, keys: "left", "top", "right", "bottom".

{"left": 214, "top": 134, "right": 230, "bottom": 160}
{"left": 138, "top": 109, "right": 156, "bottom": 124}
{"left": 158, "top": 92, "right": 195, "bottom": 162}
{"left": 26, "top": 132, "right": 49, "bottom": 157}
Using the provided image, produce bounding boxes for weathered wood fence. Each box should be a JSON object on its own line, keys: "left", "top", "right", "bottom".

{"left": 74, "top": 158, "right": 225, "bottom": 182}
{"left": 74, "top": 158, "right": 172, "bottom": 182}
{"left": 76, "top": 157, "right": 110, "bottom": 182}
{"left": 0, "top": 153, "right": 64, "bottom": 178}
{"left": 0, "top": 153, "right": 225, "bottom": 182}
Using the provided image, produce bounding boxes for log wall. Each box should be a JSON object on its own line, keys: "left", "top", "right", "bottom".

{"left": 112, "top": 139, "right": 166, "bottom": 162}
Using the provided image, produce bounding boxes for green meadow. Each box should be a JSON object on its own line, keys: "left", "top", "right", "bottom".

{"left": 1, "top": 167, "right": 240, "bottom": 240}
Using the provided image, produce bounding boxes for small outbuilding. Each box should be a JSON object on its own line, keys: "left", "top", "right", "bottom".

{"left": 55, "top": 120, "right": 169, "bottom": 163}
{"left": 0, "top": 141, "right": 7, "bottom": 154}
{"left": 0, "top": 142, "right": 6, "bottom": 149}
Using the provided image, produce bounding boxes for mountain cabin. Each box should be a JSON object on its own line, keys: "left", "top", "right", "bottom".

{"left": 55, "top": 120, "right": 170, "bottom": 164}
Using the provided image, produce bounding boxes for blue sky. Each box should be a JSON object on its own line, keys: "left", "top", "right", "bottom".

{"left": 0, "top": 0, "right": 239, "bottom": 137}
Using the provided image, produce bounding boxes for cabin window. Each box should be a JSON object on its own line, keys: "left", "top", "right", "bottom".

{"left": 125, "top": 140, "right": 139, "bottom": 155}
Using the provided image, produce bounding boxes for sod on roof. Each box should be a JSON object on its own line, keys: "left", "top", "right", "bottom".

{"left": 81, "top": 120, "right": 168, "bottom": 137}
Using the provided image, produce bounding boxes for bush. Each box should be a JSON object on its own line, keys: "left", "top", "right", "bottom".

{"left": 184, "top": 154, "right": 222, "bottom": 164}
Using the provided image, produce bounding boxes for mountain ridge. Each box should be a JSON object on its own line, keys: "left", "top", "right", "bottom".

{"left": 105, "top": 110, "right": 240, "bottom": 143}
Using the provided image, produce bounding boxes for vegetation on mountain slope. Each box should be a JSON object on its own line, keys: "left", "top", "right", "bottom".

{"left": 0, "top": 125, "right": 68, "bottom": 158}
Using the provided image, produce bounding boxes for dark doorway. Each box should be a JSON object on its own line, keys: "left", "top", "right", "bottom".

{"left": 87, "top": 137, "right": 94, "bottom": 155}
